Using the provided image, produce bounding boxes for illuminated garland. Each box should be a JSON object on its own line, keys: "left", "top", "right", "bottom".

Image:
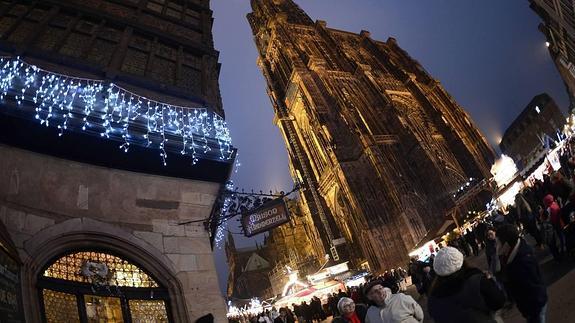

{"left": 214, "top": 180, "right": 235, "bottom": 248}
{"left": 0, "top": 57, "right": 233, "bottom": 165}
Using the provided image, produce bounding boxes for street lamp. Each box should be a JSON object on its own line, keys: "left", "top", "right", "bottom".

{"left": 546, "top": 41, "right": 550, "bottom": 48}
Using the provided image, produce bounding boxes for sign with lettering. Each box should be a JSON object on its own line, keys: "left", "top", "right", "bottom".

{"left": 0, "top": 242, "right": 23, "bottom": 322}
{"left": 241, "top": 198, "right": 290, "bottom": 237}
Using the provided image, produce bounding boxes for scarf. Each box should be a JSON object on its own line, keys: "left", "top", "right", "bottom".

{"left": 344, "top": 311, "right": 361, "bottom": 323}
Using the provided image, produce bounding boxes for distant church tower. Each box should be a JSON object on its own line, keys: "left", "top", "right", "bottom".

{"left": 248, "top": 0, "right": 495, "bottom": 271}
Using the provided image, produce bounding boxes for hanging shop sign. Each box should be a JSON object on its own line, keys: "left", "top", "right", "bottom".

{"left": 242, "top": 198, "right": 290, "bottom": 237}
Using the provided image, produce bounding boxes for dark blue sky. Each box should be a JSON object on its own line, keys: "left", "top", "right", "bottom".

{"left": 210, "top": 0, "right": 569, "bottom": 290}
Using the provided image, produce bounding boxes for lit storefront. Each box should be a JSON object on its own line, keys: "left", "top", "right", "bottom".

{"left": 39, "top": 251, "right": 170, "bottom": 322}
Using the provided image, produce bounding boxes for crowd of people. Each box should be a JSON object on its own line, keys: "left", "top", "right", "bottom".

{"left": 230, "top": 145, "right": 575, "bottom": 323}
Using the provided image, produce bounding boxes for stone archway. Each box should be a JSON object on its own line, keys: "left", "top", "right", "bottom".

{"left": 20, "top": 218, "right": 190, "bottom": 323}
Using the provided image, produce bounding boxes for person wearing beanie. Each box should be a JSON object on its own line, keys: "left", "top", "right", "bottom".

{"left": 364, "top": 281, "right": 423, "bottom": 323}
{"left": 332, "top": 297, "right": 367, "bottom": 323}
{"left": 496, "top": 224, "right": 548, "bottom": 323}
{"left": 427, "top": 246, "right": 506, "bottom": 323}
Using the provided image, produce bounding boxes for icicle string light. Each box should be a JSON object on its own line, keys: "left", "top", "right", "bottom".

{"left": 0, "top": 57, "right": 233, "bottom": 165}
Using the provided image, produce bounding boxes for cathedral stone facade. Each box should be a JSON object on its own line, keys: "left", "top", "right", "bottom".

{"left": 248, "top": 0, "right": 495, "bottom": 271}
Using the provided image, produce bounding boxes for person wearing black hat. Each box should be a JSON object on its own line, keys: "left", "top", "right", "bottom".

{"left": 497, "top": 224, "right": 547, "bottom": 323}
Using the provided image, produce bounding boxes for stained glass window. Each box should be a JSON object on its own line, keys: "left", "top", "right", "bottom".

{"left": 129, "top": 300, "right": 169, "bottom": 323}
{"left": 42, "top": 289, "right": 81, "bottom": 323}
{"left": 43, "top": 251, "right": 159, "bottom": 288}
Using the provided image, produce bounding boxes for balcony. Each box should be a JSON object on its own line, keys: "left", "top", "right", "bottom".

{"left": 0, "top": 56, "right": 235, "bottom": 182}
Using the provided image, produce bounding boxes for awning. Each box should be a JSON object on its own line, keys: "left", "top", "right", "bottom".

{"left": 410, "top": 220, "right": 456, "bottom": 251}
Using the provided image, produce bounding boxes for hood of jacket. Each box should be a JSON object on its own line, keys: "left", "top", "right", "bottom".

{"left": 543, "top": 194, "right": 555, "bottom": 207}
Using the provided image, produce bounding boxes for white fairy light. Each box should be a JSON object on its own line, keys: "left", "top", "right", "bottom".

{"left": 214, "top": 181, "right": 235, "bottom": 248}
{"left": 0, "top": 57, "right": 233, "bottom": 165}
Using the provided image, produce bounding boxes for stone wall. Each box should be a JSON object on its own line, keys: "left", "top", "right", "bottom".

{"left": 0, "top": 144, "right": 227, "bottom": 322}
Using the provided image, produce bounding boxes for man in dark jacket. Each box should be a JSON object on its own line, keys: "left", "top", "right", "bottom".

{"left": 497, "top": 224, "right": 547, "bottom": 323}
{"left": 274, "top": 308, "right": 295, "bottom": 323}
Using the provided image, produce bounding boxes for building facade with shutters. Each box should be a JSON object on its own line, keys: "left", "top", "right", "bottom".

{"left": 247, "top": 0, "right": 495, "bottom": 272}
{"left": 0, "top": 0, "right": 234, "bottom": 322}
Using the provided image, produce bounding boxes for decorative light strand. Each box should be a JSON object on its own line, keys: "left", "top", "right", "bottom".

{"left": 0, "top": 57, "right": 233, "bottom": 165}
{"left": 214, "top": 181, "right": 235, "bottom": 248}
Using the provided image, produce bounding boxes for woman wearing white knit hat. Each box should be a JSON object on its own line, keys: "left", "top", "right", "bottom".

{"left": 427, "top": 246, "right": 507, "bottom": 323}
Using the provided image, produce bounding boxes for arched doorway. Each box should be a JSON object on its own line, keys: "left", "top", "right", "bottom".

{"left": 38, "top": 250, "right": 171, "bottom": 322}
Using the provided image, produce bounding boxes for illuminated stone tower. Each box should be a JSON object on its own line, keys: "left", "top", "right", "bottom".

{"left": 248, "top": 0, "right": 495, "bottom": 271}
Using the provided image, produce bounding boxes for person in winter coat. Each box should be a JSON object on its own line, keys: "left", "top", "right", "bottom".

{"left": 291, "top": 304, "right": 303, "bottom": 323}
{"left": 420, "top": 265, "right": 435, "bottom": 296}
{"left": 273, "top": 308, "right": 294, "bottom": 323}
{"left": 364, "top": 280, "right": 423, "bottom": 323}
{"left": 550, "top": 171, "right": 574, "bottom": 205}
{"left": 258, "top": 313, "right": 272, "bottom": 323}
{"left": 539, "top": 208, "right": 560, "bottom": 260}
{"left": 516, "top": 192, "right": 542, "bottom": 246}
{"left": 331, "top": 297, "right": 367, "bottom": 323}
{"left": 543, "top": 194, "right": 566, "bottom": 255}
{"left": 269, "top": 308, "right": 279, "bottom": 321}
{"left": 300, "top": 302, "right": 312, "bottom": 323}
{"left": 427, "top": 247, "right": 506, "bottom": 323}
{"left": 497, "top": 224, "right": 548, "bottom": 323}
{"left": 485, "top": 229, "right": 499, "bottom": 274}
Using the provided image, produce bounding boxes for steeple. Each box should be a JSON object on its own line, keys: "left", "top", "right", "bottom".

{"left": 248, "top": 0, "right": 313, "bottom": 33}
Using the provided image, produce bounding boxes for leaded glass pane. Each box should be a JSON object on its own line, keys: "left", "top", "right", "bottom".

{"left": 85, "top": 295, "right": 124, "bottom": 323}
{"left": 129, "top": 300, "right": 169, "bottom": 323}
{"left": 43, "top": 251, "right": 159, "bottom": 288}
{"left": 42, "top": 289, "right": 80, "bottom": 323}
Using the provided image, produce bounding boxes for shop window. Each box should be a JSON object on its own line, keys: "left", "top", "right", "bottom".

{"left": 42, "top": 289, "right": 81, "bottom": 323}
{"left": 84, "top": 295, "right": 124, "bottom": 322}
{"left": 129, "top": 300, "right": 169, "bottom": 322}
{"left": 39, "top": 250, "right": 170, "bottom": 322}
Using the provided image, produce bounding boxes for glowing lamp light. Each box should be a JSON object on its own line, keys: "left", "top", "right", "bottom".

{"left": 545, "top": 41, "right": 550, "bottom": 48}
{"left": 497, "top": 182, "right": 523, "bottom": 208}
{"left": 490, "top": 154, "right": 518, "bottom": 187}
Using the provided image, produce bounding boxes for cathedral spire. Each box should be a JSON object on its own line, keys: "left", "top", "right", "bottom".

{"left": 248, "top": 0, "right": 313, "bottom": 31}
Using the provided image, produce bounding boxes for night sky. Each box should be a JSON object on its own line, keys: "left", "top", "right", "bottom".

{"left": 210, "top": 0, "right": 570, "bottom": 291}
